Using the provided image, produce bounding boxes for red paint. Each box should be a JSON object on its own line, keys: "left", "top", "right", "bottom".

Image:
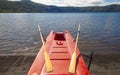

{"left": 28, "top": 31, "right": 90, "bottom": 75}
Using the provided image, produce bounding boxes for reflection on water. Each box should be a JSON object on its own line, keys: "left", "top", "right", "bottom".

{"left": 0, "top": 13, "right": 120, "bottom": 54}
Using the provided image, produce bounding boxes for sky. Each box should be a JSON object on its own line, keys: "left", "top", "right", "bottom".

{"left": 9, "top": 0, "right": 120, "bottom": 7}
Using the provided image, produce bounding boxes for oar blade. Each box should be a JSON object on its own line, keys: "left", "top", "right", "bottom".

{"left": 68, "top": 51, "right": 77, "bottom": 73}
{"left": 44, "top": 51, "right": 53, "bottom": 72}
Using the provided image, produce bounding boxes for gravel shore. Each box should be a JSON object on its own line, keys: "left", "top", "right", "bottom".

{"left": 0, "top": 54, "right": 120, "bottom": 75}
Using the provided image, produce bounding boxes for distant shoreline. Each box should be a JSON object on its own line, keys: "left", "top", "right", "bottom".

{"left": 0, "top": 1, "right": 120, "bottom": 13}
{"left": 0, "top": 12, "right": 120, "bottom": 13}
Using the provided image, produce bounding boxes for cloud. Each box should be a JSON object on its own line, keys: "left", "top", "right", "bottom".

{"left": 8, "top": 0, "right": 21, "bottom": 1}
{"left": 68, "top": 0, "right": 104, "bottom": 6}
{"left": 91, "top": 2, "right": 103, "bottom": 5}
{"left": 31, "top": 0, "right": 119, "bottom": 7}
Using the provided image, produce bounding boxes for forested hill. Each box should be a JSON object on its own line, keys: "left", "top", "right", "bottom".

{"left": 0, "top": 1, "right": 120, "bottom": 13}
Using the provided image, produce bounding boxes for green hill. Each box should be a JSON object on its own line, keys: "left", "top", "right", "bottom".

{"left": 0, "top": 1, "right": 120, "bottom": 13}
{"left": 0, "top": 1, "right": 46, "bottom": 12}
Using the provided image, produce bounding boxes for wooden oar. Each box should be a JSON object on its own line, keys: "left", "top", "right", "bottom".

{"left": 38, "top": 25, "right": 53, "bottom": 72}
{"left": 68, "top": 24, "right": 80, "bottom": 73}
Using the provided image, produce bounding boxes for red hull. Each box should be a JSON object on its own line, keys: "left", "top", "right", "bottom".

{"left": 28, "top": 31, "right": 90, "bottom": 75}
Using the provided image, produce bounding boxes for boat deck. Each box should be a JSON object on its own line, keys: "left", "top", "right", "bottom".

{"left": 41, "top": 39, "right": 71, "bottom": 74}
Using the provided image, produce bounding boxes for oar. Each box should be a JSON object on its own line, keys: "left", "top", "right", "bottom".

{"left": 38, "top": 25, "right": 53, "bottom": 72}
{"left": 68, "top": 24, "right": 80, "bottom": 73}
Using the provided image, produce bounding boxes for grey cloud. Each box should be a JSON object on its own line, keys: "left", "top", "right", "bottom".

{"left": 91, "top": 2, "right": 103, "bottom": 5}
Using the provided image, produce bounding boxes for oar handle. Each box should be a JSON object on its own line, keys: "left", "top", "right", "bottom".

{"left": 78, "top": 24, "right": 80, "bottom": 31}
{"left": 38, "top": 25, "right": 45, "bottom": 45}
{"left": 77, "top": 24, "right": 80, "bottom": 35}
{"left": 75, "top": 24, "right": 80, "bottom": 51}
{"left": 38, "top": 24, "right": 41, "bottom": 31}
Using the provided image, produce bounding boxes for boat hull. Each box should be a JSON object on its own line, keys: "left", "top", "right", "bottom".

{"left": 28, "top": 31, "right": 90, "bottom": 75}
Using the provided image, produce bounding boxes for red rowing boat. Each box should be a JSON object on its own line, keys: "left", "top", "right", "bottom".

{"left": 28, "top": 30, "right": 90, "bottom": 75}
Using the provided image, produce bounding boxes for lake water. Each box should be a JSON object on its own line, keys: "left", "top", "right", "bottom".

{"left": 0, "top": 13, "right": 120, "bottom": 54}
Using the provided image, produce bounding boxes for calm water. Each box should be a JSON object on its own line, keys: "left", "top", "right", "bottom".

{"left": 0, "top": 13, "right": 120, "bottom": 54}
